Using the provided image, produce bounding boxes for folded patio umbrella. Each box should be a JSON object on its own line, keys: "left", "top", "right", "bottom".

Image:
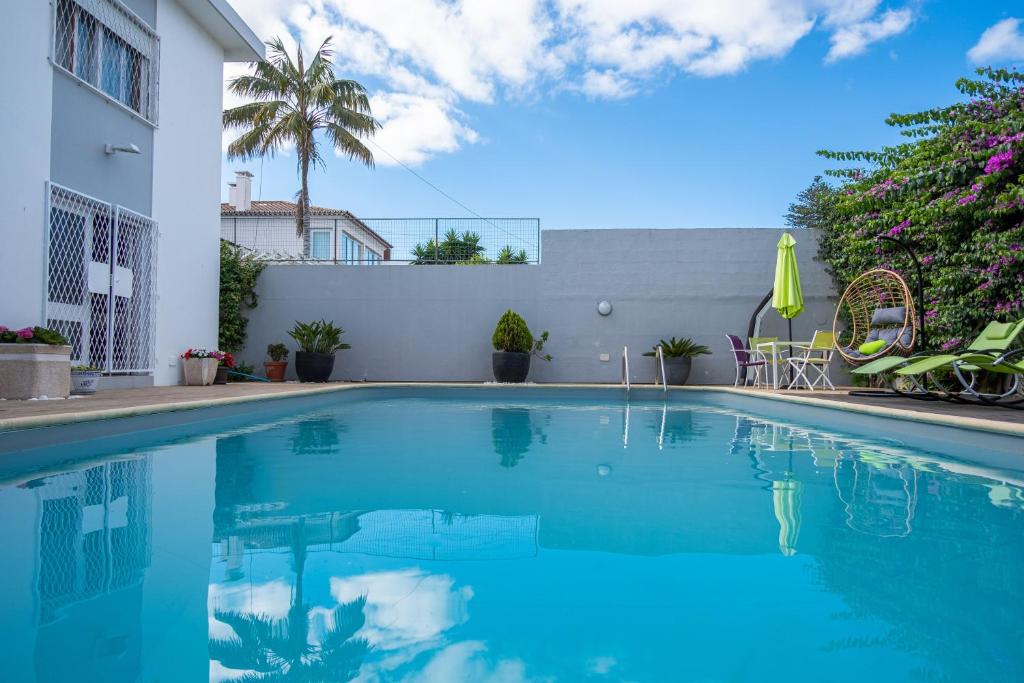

{"left": 772, "top": 232, "right": 804, "bottom": 374}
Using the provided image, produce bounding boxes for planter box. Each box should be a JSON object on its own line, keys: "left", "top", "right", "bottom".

{"left": 0, "top": 344, "right": 72, "bottom": 399}
{"left": 182, "top": 357, "right": 218, "bottom": 386}
{"left": 71, "top": 370, "right": 102, "bottom": 395}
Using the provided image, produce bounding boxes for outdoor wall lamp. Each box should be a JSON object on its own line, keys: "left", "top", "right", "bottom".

{"left": 105, "top": 143, "right": 141, "bottom": 155}
{"left": 597, "top": 300, "right": 612, "bottom": 316}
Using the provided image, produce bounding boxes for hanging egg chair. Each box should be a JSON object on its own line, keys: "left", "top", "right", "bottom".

{"left": 833, "top": 268, "right": 917, "bottom": 364}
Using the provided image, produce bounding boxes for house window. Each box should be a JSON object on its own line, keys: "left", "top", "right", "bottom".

{"left": 53, "top": 0, "right": 158, "bottom": 123}
{"left": 366, "top": 249, "right": 380, "bottom": 265}
{"left": 310, "top": 230, "right": 332, "bottom": 260}
{"left": 341, "top": 233, "right": 362, "bottom": 264}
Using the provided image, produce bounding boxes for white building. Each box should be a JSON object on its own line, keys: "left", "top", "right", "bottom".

{"left": 1, "top": 0, "right": 263, "bottom": 386}
{"left": 221, "top": 171, "right": 392, "bottom": 263}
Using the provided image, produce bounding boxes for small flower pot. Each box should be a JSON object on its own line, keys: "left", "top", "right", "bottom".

{"left": 71, "top": 370, "right": 102, "bottom": 395}
{"left": 183, "top": 357, "right": 218, "bottom": 386}
{"left": 264, "top": 360, "right": 288, "bottom": 382}
{"left": 214, "top": 366, "right": 229, "bottom": 385}
{"left": 663, "top": 357, "right": 693, "bottom": 385}
{"left": 295, "top": 351, "right": 335, "bottom": 382}
{"left": 492, "top": 351, "right": 531, "bottom": 383}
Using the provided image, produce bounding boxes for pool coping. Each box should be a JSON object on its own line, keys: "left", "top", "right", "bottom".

{"left": 0, "top": 382, "right": 1021, "bottom": 438}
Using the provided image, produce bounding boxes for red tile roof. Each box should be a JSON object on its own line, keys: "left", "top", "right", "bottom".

{"left": 220, "top": 201, "right": 391, "bottom": 248}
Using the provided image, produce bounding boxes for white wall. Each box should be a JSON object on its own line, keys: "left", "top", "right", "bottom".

{"left": 0, "top": 1, "right": 53, "bottom": 328}
{"left": 151, "top": 0, "right": 227, "bottom": 385}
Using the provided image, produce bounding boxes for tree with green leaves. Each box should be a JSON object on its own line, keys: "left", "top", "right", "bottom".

{"left": 808, "top": 67, "right": 1024, "bottom": 351}
{"left": 223, "top": 37, "right": 380, "bottom": 253}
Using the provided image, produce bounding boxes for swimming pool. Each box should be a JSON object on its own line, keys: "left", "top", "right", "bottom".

{"left": 0, "top": 386, "right": 1021, "bottom": 681}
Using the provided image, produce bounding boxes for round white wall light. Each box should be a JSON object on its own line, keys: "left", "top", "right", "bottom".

{"left": 597, "top": 300, "right": 612, "bottom": 316}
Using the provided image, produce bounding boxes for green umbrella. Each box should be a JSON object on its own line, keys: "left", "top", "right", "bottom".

{"left": 772, "top": 232, "right": 804, "bottom": 320}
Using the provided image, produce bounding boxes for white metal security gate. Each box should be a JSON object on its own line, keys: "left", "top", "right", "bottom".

{"left": 45, "top": 182, "right": 158, "bottom": 373}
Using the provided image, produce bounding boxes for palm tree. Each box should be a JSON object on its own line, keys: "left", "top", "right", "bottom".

{"left": 223, "top": 36, "right": 380, "bottom": 254}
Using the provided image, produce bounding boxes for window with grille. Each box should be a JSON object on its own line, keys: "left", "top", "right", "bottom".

{"left": 310, "top": 229, "right": 331, "bottom": 260}
{"left": 53, "top": 0, "right": 159, "bottom": 123}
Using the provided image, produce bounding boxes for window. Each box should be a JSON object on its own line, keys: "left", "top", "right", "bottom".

{"left": 54, "top": 0, "right": 158, "bottom": 122}
{"left": 310, "top": 230, "right": 332, "bottom": 260}
{"left": 366, "top": 249, "right": 380, "bottom": 265}
{"left": 341, "top": 233, "right": 362, "bottom": 264}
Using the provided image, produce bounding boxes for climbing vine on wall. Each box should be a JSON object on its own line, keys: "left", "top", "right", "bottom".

{"left": 219, "top": 240, "right": 265, "bottom": 353}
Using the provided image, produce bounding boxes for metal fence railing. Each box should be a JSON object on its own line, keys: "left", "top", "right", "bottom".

{"left": 220, "top": 217, "right": 541, "bottom": 264}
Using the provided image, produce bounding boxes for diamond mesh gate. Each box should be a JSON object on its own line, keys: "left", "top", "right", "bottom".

{"left": 45, "top": 182, "right": 158, "bottom": 373}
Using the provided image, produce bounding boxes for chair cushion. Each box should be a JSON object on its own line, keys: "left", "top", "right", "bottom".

{"left": 871, "top": 306, "right": 906, "bottom": 325}
{"left": 984, "top": 321, "right": 1015, "bottom": 340}
{"left": 859, "top": 339, "right": 887, "bottom": 355}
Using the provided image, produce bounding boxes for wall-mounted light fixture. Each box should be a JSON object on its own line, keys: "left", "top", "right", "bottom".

{"left": 597, "top": 300, "right": 612, "bottom": 316}
{"left": 104, "top": 143, "right": 141, "bottom": 156}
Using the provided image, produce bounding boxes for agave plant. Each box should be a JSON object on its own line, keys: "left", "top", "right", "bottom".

{"left": 288, "top": 320, "right": 351, "bottom": 354}
{"left": 643, "top": 336, "right": 712, "bottom": 358}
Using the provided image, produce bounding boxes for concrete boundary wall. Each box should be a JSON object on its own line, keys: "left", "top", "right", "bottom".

{"left": 241, "top": 229, "right": 841, "bottom": 385}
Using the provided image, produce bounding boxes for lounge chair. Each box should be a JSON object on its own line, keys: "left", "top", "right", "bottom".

{"left": 894, "top": 319, "right": 1024, "bottom": 407}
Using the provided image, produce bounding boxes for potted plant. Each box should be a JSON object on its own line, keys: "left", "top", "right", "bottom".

{"left": 288, "top": 320, "right": 351, "bottom": 382}
{"left": 491, "top": 310, "right": 551, "bottom": 383}
{"left": 644, "top": 337, "right": 711, "bottom": 385}
{"left": 265, "top": 343, "right": 289, "bottom": 381}
{"left": 181, "top": 348, "right": 221, "bottom": 386}
{"left": 71, "top": 365, "right": 103, "bottom": 395}
{"left": 213, "top": 351, "right": 235, "bottom": 385}
{"left": 0, "top": 325, "right": 72, "bottom": 399}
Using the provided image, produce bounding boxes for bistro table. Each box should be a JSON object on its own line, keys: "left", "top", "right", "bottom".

{"left": 755, "top": 340, "right": 811, "bottom": 390}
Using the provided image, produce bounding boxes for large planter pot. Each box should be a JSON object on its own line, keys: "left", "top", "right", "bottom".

{"left": 183, "top": 357, "right": 218, "bottom": 386}
{"left": 0, "top": 344, "right": 71, "bottom": 399}
{"left": 295, "top": 351, "right": 335, "bottom": 382}
{"left": 213, "top": 366, "right": 229, "bottom": 385}
{"left": 663, "top": 357, "right": 693, "bottom": 385}
{"left": 264, "top": 361, "right": 288, "bottom": 382}
{"left": 492, "top": 351, "right": 531, "bottom": 383}
{"left": 71, "top": 370, "right": 102, "bottom": 395}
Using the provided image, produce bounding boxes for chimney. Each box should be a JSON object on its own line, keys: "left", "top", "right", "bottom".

{"left": 228, "top": 171, "right": 253, "bottom": 211}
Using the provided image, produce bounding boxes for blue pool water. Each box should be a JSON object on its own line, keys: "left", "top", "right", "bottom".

{"left": 0, "top": 388, "right": 1022, "bottom": 682}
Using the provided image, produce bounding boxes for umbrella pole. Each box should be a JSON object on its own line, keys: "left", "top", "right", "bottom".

{"left": 787, "top": 318, "right": 793, "bottom": 386}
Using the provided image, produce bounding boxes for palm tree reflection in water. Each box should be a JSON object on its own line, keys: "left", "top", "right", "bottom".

{"left": 210, "top": 520, "right": 370, "bottom": 681}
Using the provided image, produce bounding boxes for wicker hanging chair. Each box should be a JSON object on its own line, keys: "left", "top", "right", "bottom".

{"left": 833, "top": 268, "right": 917, "bottom": 364}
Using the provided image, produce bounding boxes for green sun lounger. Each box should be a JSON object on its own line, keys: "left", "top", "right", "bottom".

{"left": 894, "top": 319, "right": 1024, "bottom": 377}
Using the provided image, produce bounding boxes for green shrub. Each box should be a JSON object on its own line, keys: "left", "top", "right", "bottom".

{"left": 266, "top": 343, "right": 289, "bottom": 361}
{"left": 288, "top": 320, "right": 351, "bottom": 354}
{"left": 492, "top": 310, "right": 533, "bottom": 353}
{"left": 219, "top": 240, "right": 265, "bottom": 353}
{"left": 643, "top": 337, "right": 712, "bottom": 358}
{"left": 0, "top": 325, "right": 68, "bottom": 345}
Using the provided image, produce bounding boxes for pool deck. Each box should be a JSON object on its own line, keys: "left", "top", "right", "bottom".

{"left": 0, "top": 382, "right": 1021, "bottom": 437}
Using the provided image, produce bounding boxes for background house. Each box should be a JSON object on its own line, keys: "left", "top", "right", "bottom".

{"left": 221, "top": 171, "right": 392, "bottom": 263}
{"left": 1, "top": 0, "right": 263, "bottom": 387}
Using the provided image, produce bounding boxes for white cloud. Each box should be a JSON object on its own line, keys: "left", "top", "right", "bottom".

{"left": 825, "top": 8, "right": 913, "bottom": 62}
{"left": 968, "top": 18, "right": 1024, "bottom": 64}
{"left": 224, "top": 1, "right": 916, "bottom": 165}
{"left": 367, "top": 93, "right": 480, "bottom": 166}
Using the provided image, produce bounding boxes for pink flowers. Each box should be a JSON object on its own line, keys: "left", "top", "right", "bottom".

{"left": 958, "top": 194, "right": 978, "bottom": 205}
{"left": 940, "top": 338, "right": 960, "bottom": 351}
{"left": 888, "top": 219, "right": 911, "bottom": 237}
{"left": 984, "top": 149, "right": 1013, "bottom": 175}
{"left": 921, "top": 255, "right": 934, "bottom": 265}
{"left": 16, "top": 327, "right": 33, "bottom": 340}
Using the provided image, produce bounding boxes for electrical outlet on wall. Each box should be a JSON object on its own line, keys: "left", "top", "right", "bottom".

{"left": 599, "top": 353, "right": 610, "bottom": 362}
{"left": 168, "top": 356, "right": 177, "bottom": 367}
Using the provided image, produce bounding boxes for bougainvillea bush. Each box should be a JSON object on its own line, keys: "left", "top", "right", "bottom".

{"left": 806, "top": 67, "right": 1024, "bottom": 352}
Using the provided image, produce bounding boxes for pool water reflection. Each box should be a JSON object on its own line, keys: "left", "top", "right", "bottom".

{"left": 0, "top": 394, "right": 1022, "bottom": 682}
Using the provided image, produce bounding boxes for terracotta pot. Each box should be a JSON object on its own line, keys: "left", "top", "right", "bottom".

{"left": 183, "top": 357, "right": 218, "bottom": 386}
{"left": 264, "top": 360, "right": 288, "bottom": 382}
{"left": 0, "top": 344, "right": 71, "bottom": 399}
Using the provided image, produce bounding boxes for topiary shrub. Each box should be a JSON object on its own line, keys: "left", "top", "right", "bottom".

{"left": 492, "top": 310, "right": 533, "bottom": 353}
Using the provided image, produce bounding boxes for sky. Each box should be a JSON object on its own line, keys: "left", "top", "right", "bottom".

{"left": 220, "top": 1, "right": 1024, "bottom": 229}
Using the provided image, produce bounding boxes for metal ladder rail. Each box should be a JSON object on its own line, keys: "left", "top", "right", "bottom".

{"left": 621, "top": 346, "right": 630, "bottom": 393}
{"left": 653, "top": 345, "right": 667, "bottom": 392}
